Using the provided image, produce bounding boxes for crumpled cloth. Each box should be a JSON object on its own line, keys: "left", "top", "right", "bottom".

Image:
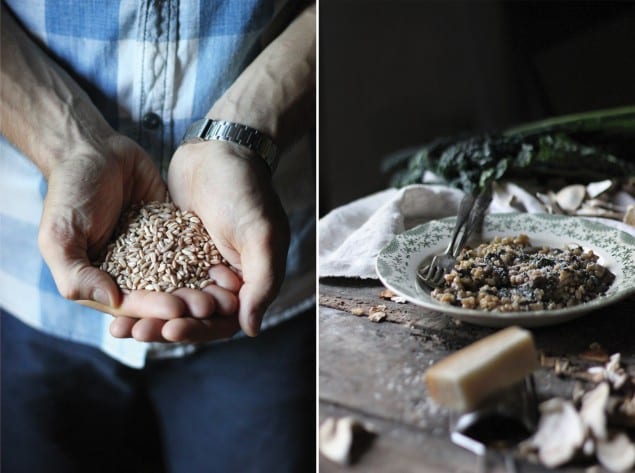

{"left": 319, "top": 183, "right": 635, "bottom": 280}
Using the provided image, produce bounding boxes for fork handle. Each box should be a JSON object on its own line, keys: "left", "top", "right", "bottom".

{"left": 447, "top": 192, "right": 477, "bottom": 253}
{"left": 453, "top": 190, "right": 492, "bottom": 257}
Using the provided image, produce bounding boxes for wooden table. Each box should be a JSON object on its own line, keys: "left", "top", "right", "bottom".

{"left": 319, "top": 278, "right": 635, "bottom": 472}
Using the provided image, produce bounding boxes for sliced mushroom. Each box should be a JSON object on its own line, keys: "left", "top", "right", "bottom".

{"left": 606, "top": 354, "right": 628, "bottom": 390}
{"left": 580, "top": 382, "right": 609, "bottom": 440}
{"left": 576, "top": 206, "right": 624, "bottom": 220}
{"left": 492, "top": 181, "right": 526, "bottom": 211}
{"left": 556, "top": 185, "right": 586, "bottom": 213}
{"left": 587, "top": 366, "right": 606, "bottom": 383}
{"left": 319, "top": 417, "right": 371, "bottom": 465}
{"left": 586, "top": 180, "right": 614, "bottom": 199}
{"left": 531, "top": 398, "right": 586, "bottom": 468}
{"left": 584, "top": 199, "right": 626, "bottom": 212}
{"left": 572, "top": 382, "right": 587, "bottom": 405}
{"left": 536, "top": 191, "right": 561, "bottom": 214}
{"left": 596, "top": 433, "right": 635, "bottom": 473}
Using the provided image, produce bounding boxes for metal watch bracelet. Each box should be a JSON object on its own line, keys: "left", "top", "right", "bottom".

{"left": 181, "top": 118, "right": 279, "bottom": 173}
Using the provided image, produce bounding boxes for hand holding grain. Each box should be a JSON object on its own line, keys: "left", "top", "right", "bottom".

{"left": 38, "top": 133, "right": 240, "bottom": 342}
{"left": 167, "top": 140, "right": 290, "bottom": 337}
{"left": 38, "top": 133, "right": 163, "bottom": 307}
{"left": 97, "top": 200, "right": 242, "bottom": 342}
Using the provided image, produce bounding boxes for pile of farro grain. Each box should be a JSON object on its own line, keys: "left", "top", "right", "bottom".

{"left": 96, "top": 201, "right": 225, "bottom": 293}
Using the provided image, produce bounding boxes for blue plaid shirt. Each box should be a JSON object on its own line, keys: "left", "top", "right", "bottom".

{"left": 0, "top": 0, "right": 315, "bottom": 367}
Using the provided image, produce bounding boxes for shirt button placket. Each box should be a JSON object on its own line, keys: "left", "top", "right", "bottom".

{"left": 138, "top": 0, "right": 170, "bottom": 178}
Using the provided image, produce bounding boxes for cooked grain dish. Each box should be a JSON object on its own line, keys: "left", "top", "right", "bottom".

{"left": 431, "top": 235, "right": 615, "bottom": 311}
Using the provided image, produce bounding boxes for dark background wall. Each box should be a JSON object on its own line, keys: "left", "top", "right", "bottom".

{"left": 319, "top": 0, "right": 635, "bottom": 215}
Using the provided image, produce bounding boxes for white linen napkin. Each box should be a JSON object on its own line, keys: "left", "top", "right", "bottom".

{"left": 319, "top": 183, "right": 635, "bottom": 280}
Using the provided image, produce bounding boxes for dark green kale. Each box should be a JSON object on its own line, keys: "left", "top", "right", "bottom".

{"left": 390, "top": 106, "right": 635, "bottom": 192}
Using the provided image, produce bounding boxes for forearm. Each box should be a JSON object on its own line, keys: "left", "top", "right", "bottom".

{"left": 208, "top": 3, "right": 316, "bottom": 150}
{"left": 0, "top": 6, "right": 113, "bottom": 178}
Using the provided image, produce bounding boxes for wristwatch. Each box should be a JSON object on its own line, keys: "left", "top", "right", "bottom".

{"left": 181, "top": 118, "right": 279, "bottom": 173}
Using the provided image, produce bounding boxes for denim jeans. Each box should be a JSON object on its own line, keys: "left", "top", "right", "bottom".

{"left": 1, "top": 309, "right": 315, "bottom": 473}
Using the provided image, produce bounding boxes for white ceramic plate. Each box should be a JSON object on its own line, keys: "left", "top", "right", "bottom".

{"left": 376, "top": 213, "right": 635, "bottom": 327}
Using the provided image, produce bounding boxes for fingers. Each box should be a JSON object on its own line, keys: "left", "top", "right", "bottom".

{"left": 110, "top": 316, "right": 167, "bottom": 342}
{"left": 80, "top": 290, "right": 187, "bottom": 319}
{"left": 209, "top": 264, "right": 242, "bottom": 292}
{"left": 119, "top": 291, "right": 185, "bottom": 319}
{"left": 110, "top": 315, "right": 240, "bottom": 343}
{"left": 201, "top": 284, "right": 239, "bottom": 316}
{"left": 131, "top": 318, "right": 168, "bottom": 342}
{"left": 171, "top": 288, "right": 216, "bottom": 318}
{"left": 237, "top": 231, "right": 287, "bottom": 337}
{"left": 96, "top": 286, "right": 235, "bottom": 320}
{"left": 161, "top": 317, "right": 240, "bottom": 343}
{"left": 109, "top": 316, "right": 136, "bottom": 338}
{"left": 107, "top": 284, "right": 239, "bottom": 342}
{"left": 38, "top": 210, "right": 122, "bottom": 308}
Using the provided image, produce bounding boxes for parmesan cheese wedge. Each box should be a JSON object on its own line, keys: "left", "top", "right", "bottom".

{"left": 425, "top": 326, "right": 538, "bottom": 412}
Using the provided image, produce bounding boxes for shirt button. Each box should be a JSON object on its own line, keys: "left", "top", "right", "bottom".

{"left": 142, "top": 112, "right": 161, "bottom": 130}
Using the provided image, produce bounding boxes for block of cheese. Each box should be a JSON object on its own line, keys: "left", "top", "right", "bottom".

{"left": 424, "top": 326, "right": 538, "bottom": 412}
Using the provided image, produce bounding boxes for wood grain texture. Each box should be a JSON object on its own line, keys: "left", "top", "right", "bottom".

{"left": 319, "top": 278, "right": 635, "bottom": 471}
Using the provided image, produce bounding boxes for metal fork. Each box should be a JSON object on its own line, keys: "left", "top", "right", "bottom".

{"left": 417, "top": 190, "right": 492, "bottom": 289}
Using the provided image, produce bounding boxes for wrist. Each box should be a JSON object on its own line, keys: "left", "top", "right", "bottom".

{"left": 177, "top": 139, "right": 271, "bottom": 176}
{"left": 208, "top": 97, "right": 279, "bottom": 143}
{"left": 180, "top": 118, "right": 278, "bottom": 173}
{"left": 44, "top": 128, "right": 119, "bottom": 181}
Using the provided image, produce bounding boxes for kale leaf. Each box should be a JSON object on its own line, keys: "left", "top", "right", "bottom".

{"left": 390, "top": 107, "right": 635, "bottom": 192}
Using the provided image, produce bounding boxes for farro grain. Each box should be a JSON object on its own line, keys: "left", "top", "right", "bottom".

{"left": 95, "top": 201, "right": 227, "bottom": 293}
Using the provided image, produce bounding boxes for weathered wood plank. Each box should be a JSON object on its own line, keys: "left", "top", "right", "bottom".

{"left": 320, "top": 278, "right": 635, "bottom": 362}
{"left": 320, "top": 306, "right": 452, "bottom": 431}
{"left": 319, "top": 287, "right": 635, "bottom": 472}
{"left": 319, "top": 401, "right": 476, "bottom": 473}
{"left": 319, "top": 402, "right": 566, "bottom": 473}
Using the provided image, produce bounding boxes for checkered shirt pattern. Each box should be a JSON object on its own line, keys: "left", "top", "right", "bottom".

{"left": 0, "top": 0, "right": 313, "bottom": 367}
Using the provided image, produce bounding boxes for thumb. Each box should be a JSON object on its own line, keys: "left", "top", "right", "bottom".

{"left": 237, "top": 232, "right": 287, "bottom": 337}
{"left": 38, "top": 228, "right": 121, "bottom": 308}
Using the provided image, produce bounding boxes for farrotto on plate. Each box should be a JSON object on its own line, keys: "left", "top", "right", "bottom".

{"left": 375, "top": 213, "right": 635, "bottom": 328}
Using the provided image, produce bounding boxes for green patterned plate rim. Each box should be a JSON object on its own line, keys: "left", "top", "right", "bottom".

{"left": 375, "top": 213, "right": 635, "bottom": 328}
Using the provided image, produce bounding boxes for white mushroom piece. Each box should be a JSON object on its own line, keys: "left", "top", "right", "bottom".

{"left": 580, "top": 382, "right": 610, "bottom": 441}
{"left": 587, "top": 354, "right": 628, "bottom": 390}
{"left": 319, "top": 417, "right": 372, "bottom": 465}
{"left": 577, "top": 199, "right": 624, "bottom": 220}
{"left": 605, "top": 354, "right": 628, "bottom": 390}
{"left": 556, "top": 184, "right": 586, "bottom": 213}
{"left": 536, "top": 191, "right": 562, "bottom": 214}
{"left": 596, "top": 433, "right": 635, "bottom": 473}
{"left": 530, "top": 398, "right": 586, "bottom": 468}
{"left": 586, "top": 179, "right": 613, "bottom": 199}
